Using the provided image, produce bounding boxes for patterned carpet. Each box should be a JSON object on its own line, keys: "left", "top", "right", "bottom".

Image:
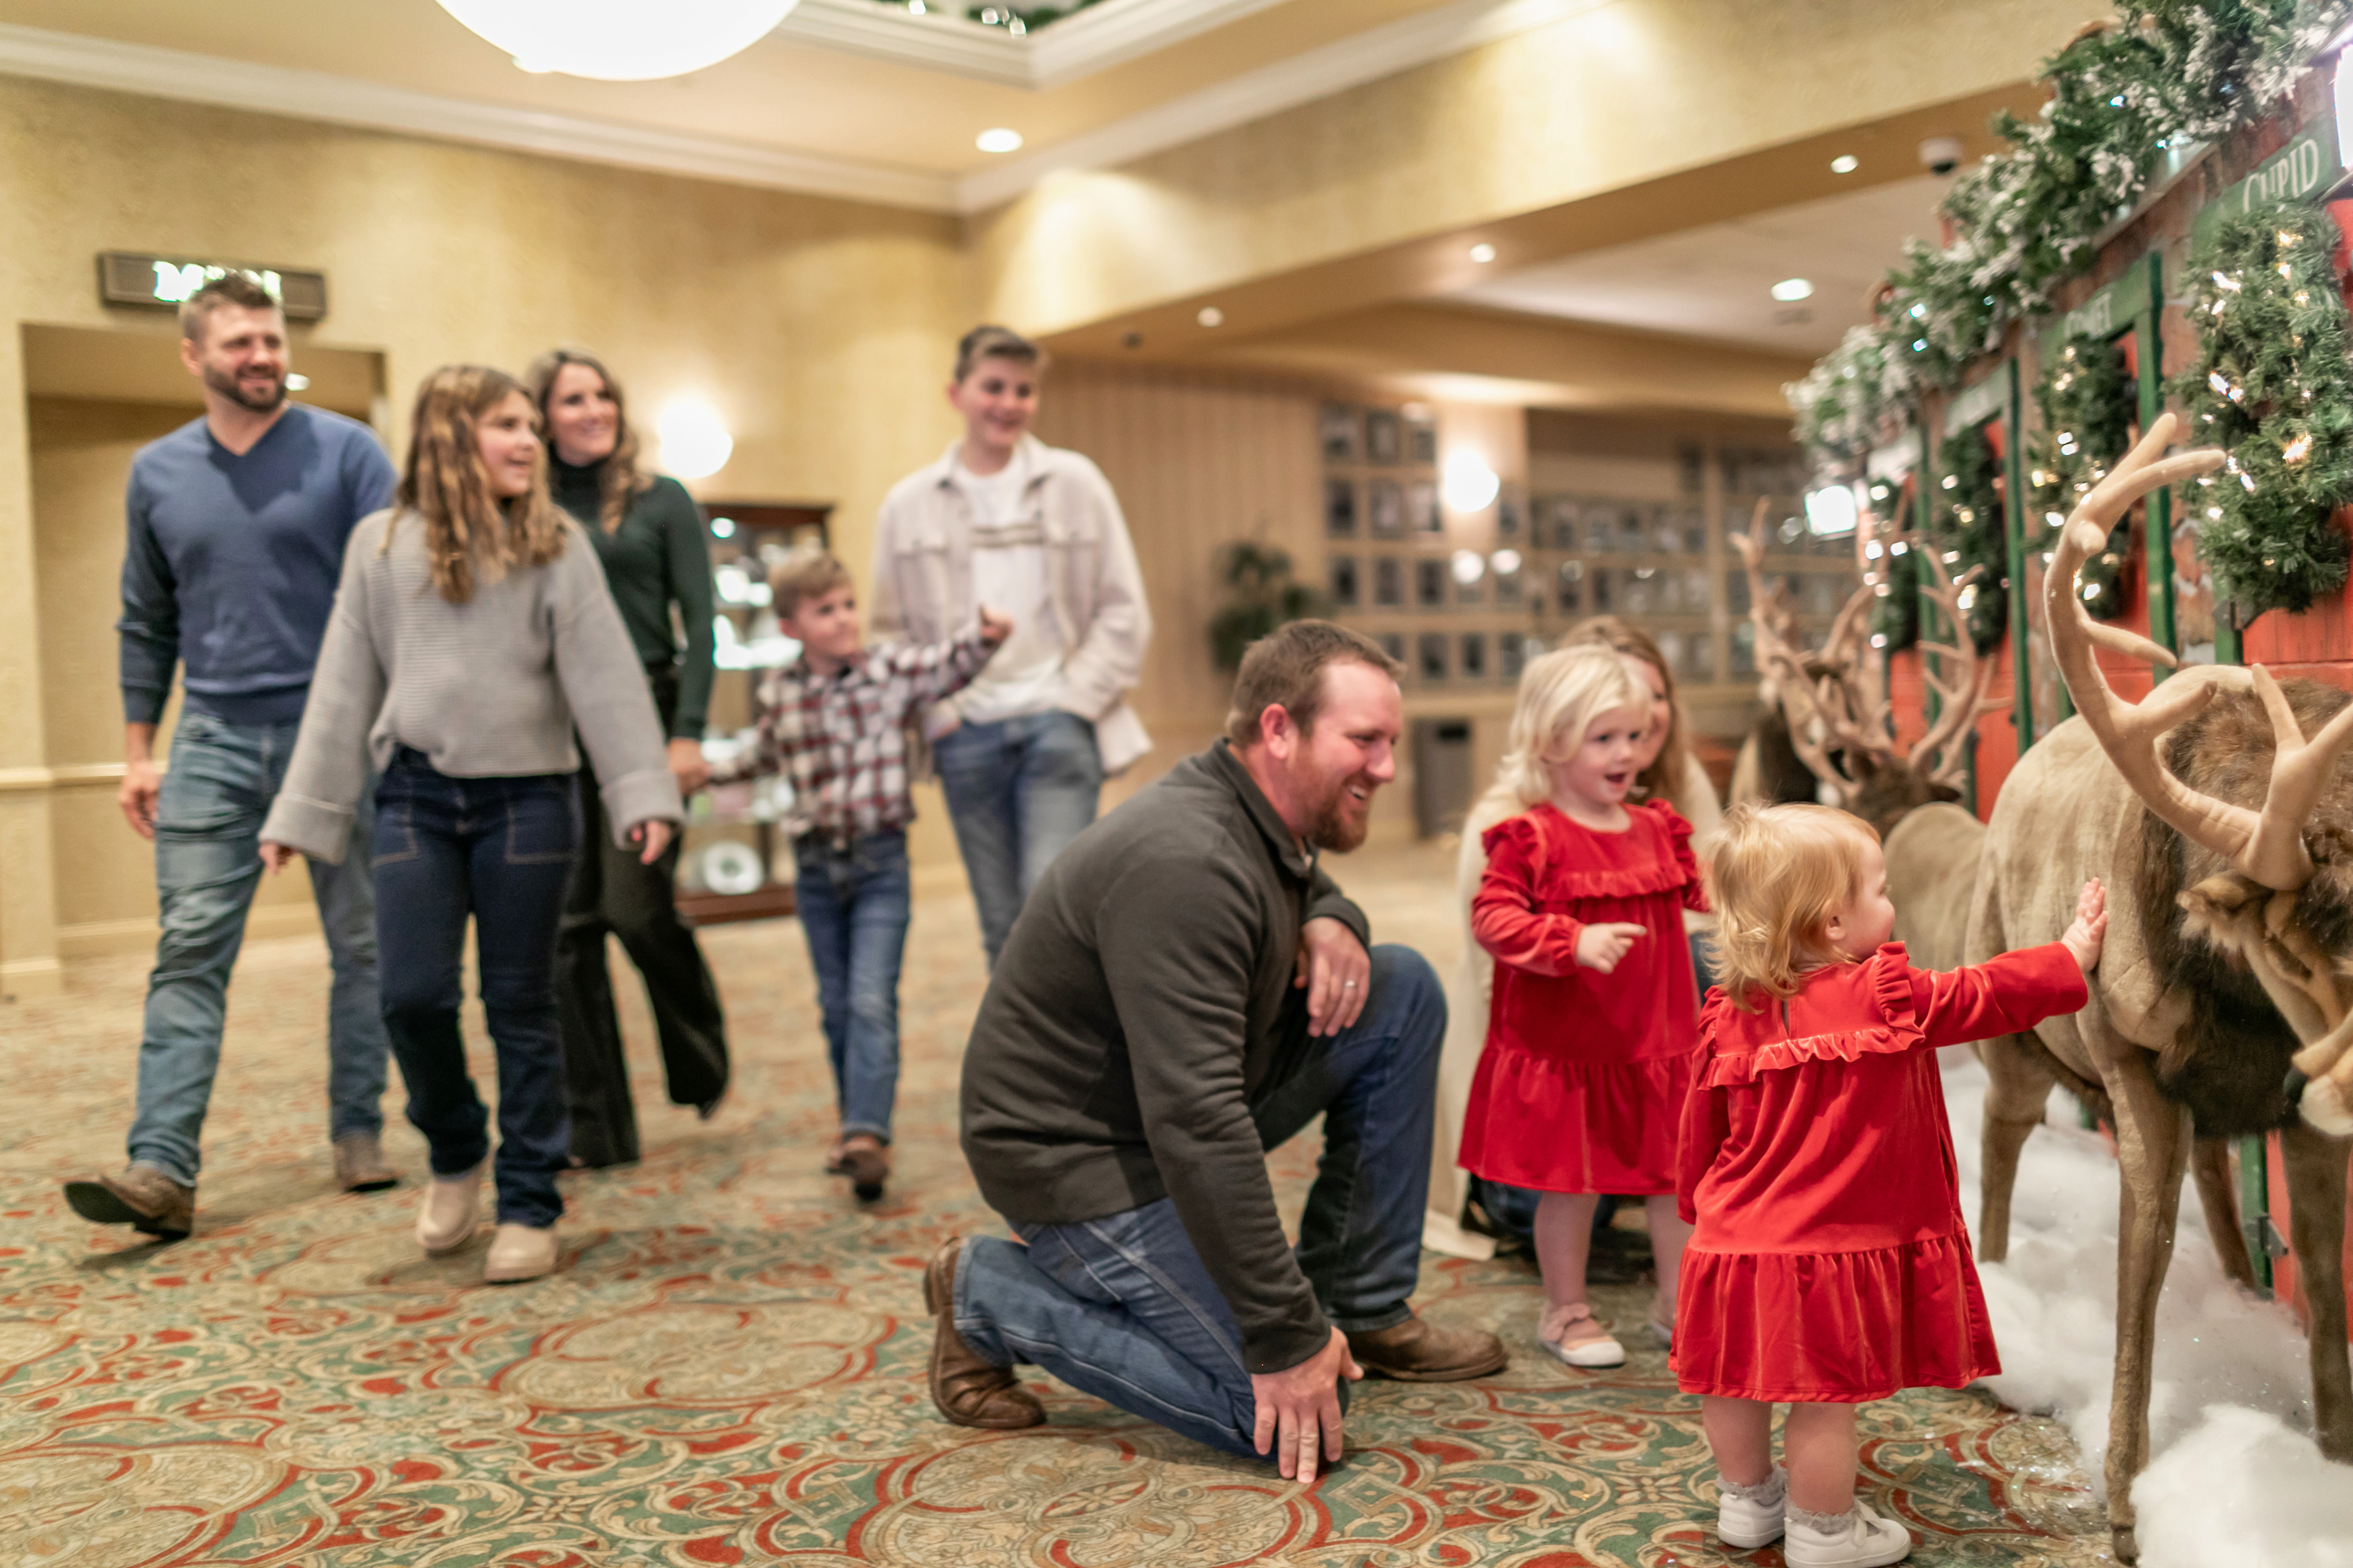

{"left": 0, "top": 841, "right": 2111, "bottom": 1567}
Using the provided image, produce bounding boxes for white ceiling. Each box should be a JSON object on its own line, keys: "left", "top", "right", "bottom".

{"left": 1449, "top": 174, "right": 1950, "bottom": 356}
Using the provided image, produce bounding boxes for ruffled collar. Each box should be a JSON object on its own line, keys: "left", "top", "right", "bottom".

{"left": 1698, "top": 944, "right": 1919, "bottom": 1087}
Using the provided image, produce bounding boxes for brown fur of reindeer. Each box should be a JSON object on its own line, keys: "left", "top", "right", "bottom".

{"left": 1963, "top": 414, "right": 2352, "bottom": 1561}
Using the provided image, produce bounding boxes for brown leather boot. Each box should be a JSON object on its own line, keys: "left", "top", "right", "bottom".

{"left": 333, "top": 1131, "right": 399, "bottom": 1193}
{"left": 923, "top": 1237, "right": 1045, "bottom": 1430}
{"left": 1345, "top": 1315, "right": 1509, "bottom": 1382}
{"left": 841, "top": 1141, "right": 889, "bottom": 1204}
{"left": 63, "top": 1164, "right": 194, "bottom": 1241}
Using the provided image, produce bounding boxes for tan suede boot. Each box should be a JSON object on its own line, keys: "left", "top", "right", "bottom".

{"left": 63, "top": 1164, "right": 194, "bottom": 1241}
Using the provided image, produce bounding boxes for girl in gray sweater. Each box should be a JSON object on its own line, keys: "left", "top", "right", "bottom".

{"left": 261, "top": 364, "right": 680, "bottom": 1284}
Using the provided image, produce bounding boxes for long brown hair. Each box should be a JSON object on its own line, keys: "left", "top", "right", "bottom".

{"left": 1560, "top": 615, "right": 1691, "bottom": 802}
{"left": 395, "top": 365, "right": 568, "bottom": 604}
{"left": 525, "top": 346, "right": 651, "bottom": 533}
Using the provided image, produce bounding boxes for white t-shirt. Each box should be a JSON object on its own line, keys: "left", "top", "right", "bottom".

{"left": 951, "top": 448, "right": 1066, "bottom": 725}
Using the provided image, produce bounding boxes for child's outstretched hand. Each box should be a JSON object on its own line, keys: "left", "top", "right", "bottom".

{"left": 1576, "top": 921, "right": 1645, "bottom": 974}
{"left": 978, "top": 604, "right": 1014, "bottom": 647}
{"left": 2061, "top": 878, "right": 2107, "bottom": 974}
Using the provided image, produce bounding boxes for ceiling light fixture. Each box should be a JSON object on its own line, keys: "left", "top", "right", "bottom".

{"left": 1197, "top": 306, "right": 1225, "bottom": 327}
{"left": 1771, "top": 278, "right": 1815, "bottom": 302}
{"left": 975, "top": 127, "right": 1024, "bottom": 153}
{"left": 1830, "top": 154, "right": 1860, "bottom": 173}
{"left": 1468, "top": 243, "right": 1497, "bottom": 263}
{"left": 439, "top": 0, "right": 799, "bottom": 81}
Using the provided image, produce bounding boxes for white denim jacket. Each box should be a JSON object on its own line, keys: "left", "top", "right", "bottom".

{"left": 869, "top": 435, "right": 1154, "bottom": 774}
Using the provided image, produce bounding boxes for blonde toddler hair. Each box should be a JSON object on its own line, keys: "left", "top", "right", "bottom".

{"left": 1710, "top": 802, "right": 1881, "bottom": 1009}
{"left": 1472, "top": 645, "right": 1651, "bottom": 820}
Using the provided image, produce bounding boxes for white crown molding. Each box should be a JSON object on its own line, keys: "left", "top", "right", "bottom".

{"left": 776, "top": 0, "right": 1298, "bottom": 91}
{"left": 955, "top": 0, "right": 1597, "bottom": 210}
{"left": 0, "top": 22, "right": 957, "bottom": 212}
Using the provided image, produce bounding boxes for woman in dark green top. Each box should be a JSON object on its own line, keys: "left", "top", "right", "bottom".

{"left": 529, "top": 347, "right": 729, "bottom": 1167}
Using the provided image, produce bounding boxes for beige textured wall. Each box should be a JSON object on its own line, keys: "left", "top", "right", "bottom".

{"left": 0, "top": 76, "right": 968, "bottom": 985}
{"left": 971, "top": 0, "right": 2107, "bottom": 333}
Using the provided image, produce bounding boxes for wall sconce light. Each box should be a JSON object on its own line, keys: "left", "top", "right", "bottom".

{"left": 659, "top": 399, "right": 734, "bottom": 479}
{"left": 1441, "top": 452, "right": 1500, "bottom": 513}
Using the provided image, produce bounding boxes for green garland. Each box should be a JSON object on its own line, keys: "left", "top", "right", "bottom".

{"left": 2171, "top": 200, "right": 2353, "bottom": 618}
{"left": 1788, "top": 1, "right": 2350, "bottom": 471}
{"left": 1931, "top": 427, "right": 2011, "bottom": 653}
{"left": 2030, "top": 331, "right": 2138, "bottom": 620}
{"left": 1864, "top": 478, "right": 1919, "bottom": 653}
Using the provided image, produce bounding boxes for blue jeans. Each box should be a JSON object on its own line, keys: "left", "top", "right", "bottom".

{"left": 933, "top": 710, "right": 1103, "bottom": 966}
{"left": 370, "top": 751, "right": 578, "bottom": 1228}
{"left": 128, "top": 711, "right": 389, "bottom": 1186}
{"left": 955, "top": 944, "right": 1443, "bottom": 1458}
{"left": 793, "top": 831, "right": 912, "bottom": 1143}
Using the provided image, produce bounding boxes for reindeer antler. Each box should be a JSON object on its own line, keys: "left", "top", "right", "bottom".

{"left": 1904, "top": 540, "right": 2000, "bottom": 788}
{"left": 2044, "top": 414, "right": 2351, "bottom": 891}
{"left": 1735, "top": 499, "right": 1891, "bottom": 805}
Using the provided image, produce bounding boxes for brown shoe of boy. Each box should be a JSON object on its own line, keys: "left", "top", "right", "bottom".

{"left": 923, "top": 1237, "right": 1045, "bottom": 1430}
{"left": 63, "top": 1163, "right": 194, "bottom": 1241}
{"left": 1345, "top": 1315, "right": 1509, "bottom": 1381}
{"left": 333, "top": 1131, "right": 399, "bottom": 1193}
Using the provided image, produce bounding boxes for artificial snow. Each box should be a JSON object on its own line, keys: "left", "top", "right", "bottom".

{"left": 1938, "top": 1048, "right": 2349, "bottom": 1565}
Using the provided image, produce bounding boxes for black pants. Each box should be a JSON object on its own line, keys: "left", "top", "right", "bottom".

{"left": 555, "top": 670, "right": 729, "bottom": 1166}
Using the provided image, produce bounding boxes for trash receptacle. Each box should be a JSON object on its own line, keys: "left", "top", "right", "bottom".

{"left": 1412, "top": 718, "right": 1474, "bottom": 839}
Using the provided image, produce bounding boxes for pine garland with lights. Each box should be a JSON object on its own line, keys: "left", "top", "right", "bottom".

{"left": 1930, "top": 426, "right": 2011, "bottom": 653}
{"left": 2172, "top": 200, "right": 2353, "bottom": 617}
{"left": 1788, "top": 1, "right": 2351, "bottom": 473}
{"left": 1873, "top": 536, "right": 1921, "bottom": 653}
{"left": 2030, "top": 331, "right": 2138, "bottom": 619}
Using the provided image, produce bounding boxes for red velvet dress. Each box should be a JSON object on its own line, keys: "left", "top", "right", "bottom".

{"left": 1672, "top": 942, "right": 2087, "bottom": 1403}
{"left": 1458, "top": 800, "right": 1705, "bottom": 1194}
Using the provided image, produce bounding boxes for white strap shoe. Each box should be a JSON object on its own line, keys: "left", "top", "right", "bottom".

{"left": 1536, "top": 1304, "right": 1626, "bottom": 1368}
{"left": 483, "top": 1223, "right": 559, "bottom": 1284}
{"left": 1784, "top": 1497, "right": 1913, "bottom": 1567}
{"left": 415, "top": 1163, "right": 484, "bottom": 1255}
{"left": 1716, "top": 1465, "right": 1786, "bottom": 1549}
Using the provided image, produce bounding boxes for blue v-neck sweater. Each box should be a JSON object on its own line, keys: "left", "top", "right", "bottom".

{"left": 117, "top": 403, "right": 397, "bottom": 727}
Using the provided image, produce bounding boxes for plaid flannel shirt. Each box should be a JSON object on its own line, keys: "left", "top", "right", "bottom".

{"left": 747, "top": 629, "right": 994, "bottom": 845}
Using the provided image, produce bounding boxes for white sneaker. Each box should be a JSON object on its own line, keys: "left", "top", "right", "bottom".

{"left": 1784, "top": 1498, "right": 1912, "bottom": 1567}
{"left": 483, "top": 1223, "right": 559, "bottom": 1284}
{"left": 1536, "top": 1305, "right": 1626, "bottom": 1368}
{"left": 1716, "top": 1466, "right": 1786, "bottom": 1549}
{"left": 415, "top": 1163, "right": 483, "bottom": 1255}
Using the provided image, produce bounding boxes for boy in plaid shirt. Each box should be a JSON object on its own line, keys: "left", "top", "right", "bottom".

{"left": 739, "top": 550, "right": 1009, "bottom": 1200}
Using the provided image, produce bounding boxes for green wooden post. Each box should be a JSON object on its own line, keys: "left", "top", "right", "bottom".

{"left": 2240, "top": 1135, "right": 2274, "bottom": 1296}
{"left": 2139, "top": 251, "right": 2177, "bottom": 678}
{"left": 2006, "top": 354, "right": 2033, "bottom": 756}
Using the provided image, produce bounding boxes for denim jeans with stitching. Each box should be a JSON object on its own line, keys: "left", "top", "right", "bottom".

{"left": 128, "top": 710, "right": 389, "bottom": 1186}
{"left": 955, "top": 943, "right": 1444, "bottom": 1457}
{"left": 793, "top": 830, "right": 912, "bottom": 1143}
{"left": 932, "top": 709, "right": 1103, "bottom": 966}
{"left": 370, "top": 749, "right": 578, "bottom": 1227}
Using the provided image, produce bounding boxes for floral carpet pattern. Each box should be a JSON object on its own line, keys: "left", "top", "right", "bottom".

{"left": 1, "top": 845, "right": 2110, "bottom": 1566}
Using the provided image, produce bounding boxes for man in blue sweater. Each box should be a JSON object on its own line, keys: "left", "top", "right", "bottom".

{"left": 64, "top": 273, "right": 399, "bottom": 1241}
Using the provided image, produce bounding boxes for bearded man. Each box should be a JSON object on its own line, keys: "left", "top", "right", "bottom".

{"left": 934, "top": 620, "right": 1505, "bottom": 1480}
{"left": 65, "top": 270, "right": 398, "bottom": 1240}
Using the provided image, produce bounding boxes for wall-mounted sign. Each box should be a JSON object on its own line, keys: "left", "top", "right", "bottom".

{"left": 1865, "top": 437, "right": 1917, "bottom": 481}
{"left": 1944, "top": 372, "right": 2008, "bottom": 435}
{"left": 2043, "top": 266, "right": 2147, "bottom": 352}
{"left": 2190, "top": 113, "right": 2345, "bottom": 246}
{"left": 95, "top": 253, "right": 327, "bottom": 319}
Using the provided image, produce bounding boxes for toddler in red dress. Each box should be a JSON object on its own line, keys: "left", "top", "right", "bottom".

{"left": 1676, "top": 803, "right": 2103, "bottom": 1567}
{"left": 1459, "top": 645, "right": 1707, "bottom": 1369}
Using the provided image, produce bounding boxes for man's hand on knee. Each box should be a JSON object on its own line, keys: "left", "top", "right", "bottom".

{"left": 1250, "top": 1326, "right": 1362, "bottom": 1481}
{"left": 1295, "top": 917, "right": 1370, "bottom": 1037}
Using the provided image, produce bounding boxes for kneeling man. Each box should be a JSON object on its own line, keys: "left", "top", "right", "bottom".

{"left": 932, "top": 620, "right": 1506, "bottom": 1479}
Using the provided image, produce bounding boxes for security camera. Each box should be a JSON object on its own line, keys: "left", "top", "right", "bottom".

{"left": 1919, "top": 136, "right": 1964, "bottom": 176}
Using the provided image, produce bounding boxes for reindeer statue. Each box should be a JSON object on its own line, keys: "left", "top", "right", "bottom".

{"left": 1965, "top": 415, "right": 2352, "bottom": 1561}
{"left": 1730, "top": 503, "right": 1996, "bottom": 968}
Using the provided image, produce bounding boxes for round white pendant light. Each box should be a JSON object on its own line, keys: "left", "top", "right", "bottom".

{"left": 437, "top": 1, "right": 799, "bottom": 81}
{"left": 658, "top": 399, "right": 735, "bottom": 479}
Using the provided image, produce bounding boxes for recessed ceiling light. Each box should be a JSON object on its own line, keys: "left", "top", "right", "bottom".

{"left": 1771, "top": 278, "right": 1815, "bottom": 302}
{"left": 975, "top": 127, "right": 1023, "bottom": 153}
{"left": 1830, "top": 154, "right": 1860, "bottom": 174}
{"left": 1468, "top": 243, "right": 1497, "bottom": 264}
{"left": 1197, "top": 306, "right": 1225, "bottom": 328}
